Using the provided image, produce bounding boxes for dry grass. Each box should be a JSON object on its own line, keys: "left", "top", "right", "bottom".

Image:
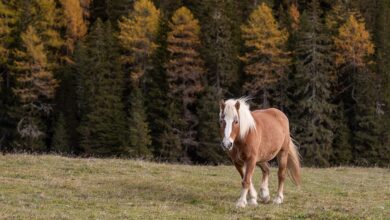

{"left": 0, "top": 154, "right": 389, "bottom": 219}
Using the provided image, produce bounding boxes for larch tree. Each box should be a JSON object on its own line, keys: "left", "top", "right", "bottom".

{"left": 118, "top": 0, "right": 160, "bottom": 82}
{"left": 240, "top": 2, "right": 290, "bottom": 108}
{"left": 333, "top": 15, "right": 379, "bottom": 165}
{"left": 293, "top": 0, "right": 335, "bottom": 167}
{"left": 12, "top": 25, "right": 58, "bottom": 150}
{"left": 60, "top": 0, "right": 88, "bottom": 55}
{"left": 118, "top": 0, "right": 160, "bottom": 157}
{"left": 166, "top": 7, "right": 205, "bottom": 162}
{"left": 76, "top": 20, "right": 127, "bottom": 156}
{"left": 29, "top": 0, "right": 65, "bottom": 67}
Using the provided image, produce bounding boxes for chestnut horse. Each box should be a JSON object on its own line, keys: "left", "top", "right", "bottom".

{"left": 219, "top": 98, "right": 301, "bottom": 208}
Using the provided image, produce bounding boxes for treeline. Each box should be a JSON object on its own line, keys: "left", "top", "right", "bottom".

{"left": 0, "top": 0, "right": 389, "bottom": 166}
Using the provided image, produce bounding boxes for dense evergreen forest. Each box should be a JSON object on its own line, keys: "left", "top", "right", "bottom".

{"left": 0, "top": 0, "right": 389, "bottom": 166}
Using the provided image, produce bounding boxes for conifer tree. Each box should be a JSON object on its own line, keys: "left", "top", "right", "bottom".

{"left": 127, "top": 87, "right": 152, "bottom": 157}
{"left": 375, "top": 0, "right": 390, "bottom": 165}
{"left": 166, "top": 7, "right": 205, "bottom": 162}
{"left": 29, "top": 0, "right": 65, "bottom": 67}
{"left": 195, "top": 0, "right": 240, "bottom": 95}
{"left": 0, "top": 1, "right": 15, "bottom": 66}
{"left": 118, "top": 0, "right": 160, "bottom": 82}
{"left": 76, "top": 20, "right": 127, "bottom": 156}
{"left": 240, "top": 2, "right": 290, "bottom": 107}
{"left": 196, "top": 86, "right": 226, "bottom": 164}
{"left": 60, "top": 0, "right": 88, "bottom": 54}
{"left": 51, "top": 112, "right": 70, "bottom": 153}
{"left": 12, "top": 25, "right": 58, "bottom": 150}
{"left": 293, "top": 0, "right": 335, "bottom": 166}
{"left": 118, "top": 0, "right": 160, "bottom": 157}
{"left": 333, "top": 15, "right": 379, "bottom": 165}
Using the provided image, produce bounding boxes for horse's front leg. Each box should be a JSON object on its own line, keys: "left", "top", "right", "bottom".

{"left": 234, "top": 162, "right": 258, "bottom": 207}
{"left": 236, "top": 159, "right": 257, "bottom": 208}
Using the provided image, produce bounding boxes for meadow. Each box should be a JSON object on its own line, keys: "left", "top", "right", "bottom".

{"left": 0, "top": 154, "right": 389, "bottom": 219}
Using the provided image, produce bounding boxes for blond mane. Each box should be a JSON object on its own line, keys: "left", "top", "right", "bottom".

{"left": 223, "top": 97, "right": 257, "bottom": 139}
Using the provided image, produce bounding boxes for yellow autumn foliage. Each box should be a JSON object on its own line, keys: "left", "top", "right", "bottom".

{"left": 118, "top": 0, "right": 160, "bottom": 82}
{"left": 240, "top": 3, "right": 290, "bottom": 91}
{"left": 334, "top": 15, "right": 374, "bottom": 67}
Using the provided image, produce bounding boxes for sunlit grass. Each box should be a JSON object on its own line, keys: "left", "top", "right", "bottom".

{"left": 0, "top": 154, "right": 388, "bottom": 219}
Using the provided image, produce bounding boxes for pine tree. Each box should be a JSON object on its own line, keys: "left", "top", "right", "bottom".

{"left": 240, "top": 2, "right": 290, "bottom": 108}
{"left": 166, "top": 7, "right": 205, "bottom": 162}
{"left": 333, "top": 15, "right": 379, "bottom": 165}
{"left": 293, "top": 0, "right": 335, "bottom": 167}
{"left": 51, "top": 112, "right": 70, "bottom": 153}
{"left": 12, "top": 25, "right": 58, "bottom": 150}
{"left": 76, "top": 20, "right": 127, "bottom": 156}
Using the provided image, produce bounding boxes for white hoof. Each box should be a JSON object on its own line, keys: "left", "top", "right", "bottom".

{"left": 248, "top": 198, "right": 258, "bottom": 206}
{"left": 273, "top": 195, "right": 283, "bottom": 205}
{"left": 260, "top": 188, "right": 270, "bottom": 203}
{"left": 235, "top": 199, "right": 247, "bottom": 208}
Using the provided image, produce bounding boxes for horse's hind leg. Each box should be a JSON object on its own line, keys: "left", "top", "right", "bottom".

{"left": 258, "top": 162, "right": 270, "bottom": 203}
{"left": 274, "top": 150, "right": 288, "bottom": 204}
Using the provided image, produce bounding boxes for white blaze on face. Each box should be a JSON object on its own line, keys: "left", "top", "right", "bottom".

{"left": 224, "top": 118, "right": 233, "bottom": 140}
{"left": 222, "top": 116, "right": 235, "bottom": 150}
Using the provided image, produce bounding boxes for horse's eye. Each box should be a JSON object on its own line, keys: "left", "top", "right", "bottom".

{"left": 234, "top": 120, "right": 238, "bottom": 124}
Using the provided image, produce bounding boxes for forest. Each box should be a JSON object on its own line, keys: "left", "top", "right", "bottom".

{"left": 0, "top": 0, "right": 389, "bottom": 167}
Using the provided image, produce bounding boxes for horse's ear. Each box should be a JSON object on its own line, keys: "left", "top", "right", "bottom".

{"left": 219, "top": 100, "right": 225, "bottom": 111}
{"left": 235, "top": 101, "right": 240, "bottom": 111}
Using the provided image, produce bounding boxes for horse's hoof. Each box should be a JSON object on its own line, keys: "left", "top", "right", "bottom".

{"left": 272, "top": 195, "right": 283, "bottom": 205}
{"left": 260, "top": 195, "right": 270, "bottom": 203}
{"left": 260, "top": 188, "right": 270, "bottom": 203}
{"left": 248, "top": 198, "right": 258, "bottom": 206}
{"left": 235, "top": 199, "right": 247, "bottom": 208}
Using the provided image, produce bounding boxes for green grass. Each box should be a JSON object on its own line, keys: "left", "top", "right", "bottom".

{"left": 0, "top": 154, "right": 389, "bottom": 219}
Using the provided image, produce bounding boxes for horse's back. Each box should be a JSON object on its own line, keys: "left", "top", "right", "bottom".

{"left": 251, "top": 108, "right": 289, "bottom": 128}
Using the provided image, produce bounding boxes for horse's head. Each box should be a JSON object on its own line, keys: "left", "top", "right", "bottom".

{"left": 219, "top": 99, "right": 241, "bottom": 151}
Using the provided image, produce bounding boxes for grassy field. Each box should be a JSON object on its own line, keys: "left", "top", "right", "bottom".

{"left": 0, "top": 154, "right": 389, "bottom": 219}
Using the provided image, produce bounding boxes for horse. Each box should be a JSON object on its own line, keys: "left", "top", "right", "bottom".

{"left": 219, "top": 97, "right": 301, "bottom": 208}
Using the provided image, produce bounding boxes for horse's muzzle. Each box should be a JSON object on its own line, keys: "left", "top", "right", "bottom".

{"left": 221, "top": 138, "right": 233, "bottom": 151}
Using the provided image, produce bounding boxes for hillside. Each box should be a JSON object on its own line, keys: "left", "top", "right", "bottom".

{"left": 0, "top": 154, "right": 389, "bottom": 219}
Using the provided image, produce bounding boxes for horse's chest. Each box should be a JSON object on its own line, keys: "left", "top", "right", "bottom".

{"left": 229, "top": 146, "right": 250, "bottom": 163}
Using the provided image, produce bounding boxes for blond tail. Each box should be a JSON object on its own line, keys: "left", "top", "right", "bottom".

{"left": 287, "top": 139, "right": 301, "bottom": 186}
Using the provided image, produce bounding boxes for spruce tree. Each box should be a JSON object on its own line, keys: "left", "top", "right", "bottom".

{"left": 51, "top": 112, "right": 70, "bottom": 153}
{"left": 293, "top": 0, "right": 335, "bottom": 167}
{"left": 375, "top": 0, "right": 390, "bottom": 165}
{"left": 194, "top": 0, "right": 240, "bottom": 95}
{"left": 12, "top": 25, "right": 58, "bottom": 150}
{"left": 240, "top": 2, "right": 290, "bottom": 108}
{"left": 166, "top": 7, "right": 205, "bottom": 162}
{"left": 76, "top": 20, "right": 127, "bottom": 156}
{"left": 196, "top": 86, "right": 226, "bottom": 164}
{"left": 127, "top": 87, "right": 152, "bottom": 157}
{"left": 333, "top": 15, "right": 379, "bottom": 165}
